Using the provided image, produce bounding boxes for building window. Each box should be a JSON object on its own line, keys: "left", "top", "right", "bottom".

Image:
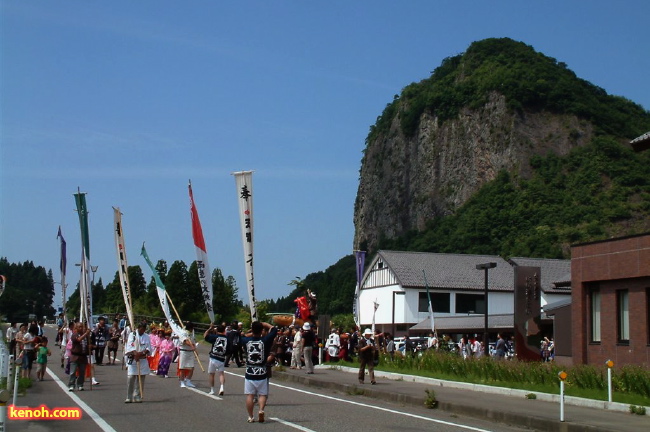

{"left": 617, "top": 290, "right": 629, "bottom": 343}
{"left": 591, "top": 288, "right": 601, "bottom": 343}
{"left": 418, "top": 292, "right": 450, "bottom": 313}
{"left": 455, "top": 293, "right": 485, "bottom": 314}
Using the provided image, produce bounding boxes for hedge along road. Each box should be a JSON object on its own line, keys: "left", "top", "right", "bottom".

{"left": 8, "top": 325, "right": 525, "bottom": 432}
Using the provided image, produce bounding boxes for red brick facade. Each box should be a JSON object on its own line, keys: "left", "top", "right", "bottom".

{"left": 571, "top": 233, "right": 650, "bottom": 366}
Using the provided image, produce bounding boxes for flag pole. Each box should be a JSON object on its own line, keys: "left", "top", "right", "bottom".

{"left": 422, "top": 270, "right": 437, "bottom": 340}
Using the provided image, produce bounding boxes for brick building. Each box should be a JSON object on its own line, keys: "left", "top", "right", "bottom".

{"left": 571, "top": 233, "right": 650, "bottom": 366}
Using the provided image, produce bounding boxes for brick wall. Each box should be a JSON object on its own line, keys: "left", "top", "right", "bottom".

{"left": 571, "top": 233, "right": 650, "bottom": 366}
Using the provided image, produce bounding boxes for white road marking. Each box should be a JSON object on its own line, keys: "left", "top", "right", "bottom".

{"left": 46, "top": 367, "right": 117, "bottom": 432}
{"left": 271, "top": 417, "right": 317, "bottom": 431}
{"left": 185, "top": 386, "right": 223, "bottom": 400}
{"left": 269, "top": 381, "right": 494, "bottom": 432}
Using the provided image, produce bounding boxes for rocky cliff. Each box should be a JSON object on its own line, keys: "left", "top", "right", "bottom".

{"left": 353, "top": 92, "right": 594, "bottom": 252}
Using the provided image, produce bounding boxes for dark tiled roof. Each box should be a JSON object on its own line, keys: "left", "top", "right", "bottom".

{"left": 376, "top": 250, "right": 514, "bottom": 292}
{"left": 410, "top": 314, "right": 513, "bottom": 331}
{"left": 508, "top": 257, "right": 571, "bottom": 294}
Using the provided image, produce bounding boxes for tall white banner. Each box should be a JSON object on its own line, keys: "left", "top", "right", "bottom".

{"left": 233, "top": 171, "right": 257, "bottom": 321}
{"left": 113, "top": 207, "right": 135, "bottom": 329}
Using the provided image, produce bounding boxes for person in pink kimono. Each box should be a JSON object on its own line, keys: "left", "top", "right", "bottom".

{"left": 157, "top": 331, "right": 175, "bottom": 377}
{"left": 147, "top": 328, "right": 161, "bottom": 374}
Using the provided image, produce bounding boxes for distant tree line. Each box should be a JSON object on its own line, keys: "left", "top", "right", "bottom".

{"left": 65, "top": 260, "right": 243, "bottom": 324}
{"left": 0, "top": 258, "right": 56, "bottom": 322}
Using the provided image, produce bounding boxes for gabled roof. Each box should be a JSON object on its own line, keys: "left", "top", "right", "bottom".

{"left": 372, "top": 250, "right": 514, "bottom": 292}
{"left": 508, "top": 257, "right": 571, "bottom": 294}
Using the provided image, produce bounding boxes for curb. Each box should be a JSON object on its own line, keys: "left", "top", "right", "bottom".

{"left": 273, "top": 367, "right": 641, "bottom": 432}
{"left": 323, "top": 365, "right": 642, "bottom": 414}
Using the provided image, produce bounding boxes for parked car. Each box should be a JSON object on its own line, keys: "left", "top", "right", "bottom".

{"left": 395, "top": 337, "right": 429, "bottom": 354}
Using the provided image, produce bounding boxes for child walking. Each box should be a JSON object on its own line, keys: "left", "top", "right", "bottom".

{"left": 36, "top": 337, "right": 51, "bottom": 381}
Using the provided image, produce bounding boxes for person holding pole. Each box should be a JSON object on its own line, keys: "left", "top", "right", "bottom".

{"left": 178, "top": 322, "right": 197, "bottom": 388}
{"left": 67, "top": 322, "right": 90, "bottom": 391}
{"left": 124, "top": 322, "right": 150, "bottom": 403}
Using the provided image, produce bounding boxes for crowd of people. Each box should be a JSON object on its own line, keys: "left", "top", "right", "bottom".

{"left": 5, "top": 320, "right": 51, "bottom": 381}
{"left": 4, "top": 315, "right": 555, "bottom": 423}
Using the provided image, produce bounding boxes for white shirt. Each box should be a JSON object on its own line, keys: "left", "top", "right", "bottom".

{"left": 326, "top": 333, "right": 340, "bottom": 348}
{"left": 292, "top": 331, "right": 302, "bottom": 348}
{"left": 125, "top": 331, "right": 151, "bottom": 376}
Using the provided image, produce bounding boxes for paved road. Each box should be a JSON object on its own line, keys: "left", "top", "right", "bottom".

{"left": 6, "top": 325, "right": 527, "bottom": 431}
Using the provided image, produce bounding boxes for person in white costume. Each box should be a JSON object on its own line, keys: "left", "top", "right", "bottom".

{"left": 124, "top": 322, "right": 151, "bottom": 403}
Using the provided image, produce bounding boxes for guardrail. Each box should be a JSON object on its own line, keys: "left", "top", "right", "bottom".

{"left": 0, "top": 338, "right": 17, "bottom": 428}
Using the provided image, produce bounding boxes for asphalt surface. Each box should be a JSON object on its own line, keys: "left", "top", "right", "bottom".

{"left": 3, "top": 325, "right": 648, "bottom": 431}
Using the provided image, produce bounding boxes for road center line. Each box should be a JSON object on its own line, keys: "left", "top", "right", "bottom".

{"left": 185, "top": 386, "right": 223, "bottom": 400}
{"left": 46, "top": 367, "right": 117, "bottom": 432}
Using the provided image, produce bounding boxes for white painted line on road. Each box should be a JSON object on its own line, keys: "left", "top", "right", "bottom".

{"left": 46, "top": 367, "right": 117, "bottom": 432}
{"left": 185, "top": 386, "right": 223, "bottom": 400}
{"left": 270, "top": 381, "right": 494, "bottom": 432}
{"left": 271, "top": 417, "right": 317, "bottom": 431}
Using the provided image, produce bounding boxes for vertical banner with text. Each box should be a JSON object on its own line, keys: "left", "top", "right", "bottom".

{"left": 188, "top": 182, "right": 214, "bottom": 323}
{"left": 113, "top": 207, "right": 134, "bottom": 329}
{"left": 233, "top": 171, "right": 257, "bottom": 321}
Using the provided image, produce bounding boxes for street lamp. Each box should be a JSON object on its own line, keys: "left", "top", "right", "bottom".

{"left": 91, "top": 265, "right": 99, "bottom": 285}
{"left": 476, "top": 262, "right": 497, "bottom": 356}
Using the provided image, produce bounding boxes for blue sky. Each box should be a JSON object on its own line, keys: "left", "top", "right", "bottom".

{"left": 1, "top": 2, "right": 649, "bottom": 311}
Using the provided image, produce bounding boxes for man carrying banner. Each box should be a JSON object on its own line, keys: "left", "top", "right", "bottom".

{"left": 125, "top": 322, "right": 151, "bottom": 403}
{"left": 68, "top": 322, "right": 90, "bottom": 392}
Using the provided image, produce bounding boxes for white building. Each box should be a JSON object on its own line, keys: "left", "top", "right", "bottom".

{"left": 357, "top": 250, "right": 570, "bottom": 336}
